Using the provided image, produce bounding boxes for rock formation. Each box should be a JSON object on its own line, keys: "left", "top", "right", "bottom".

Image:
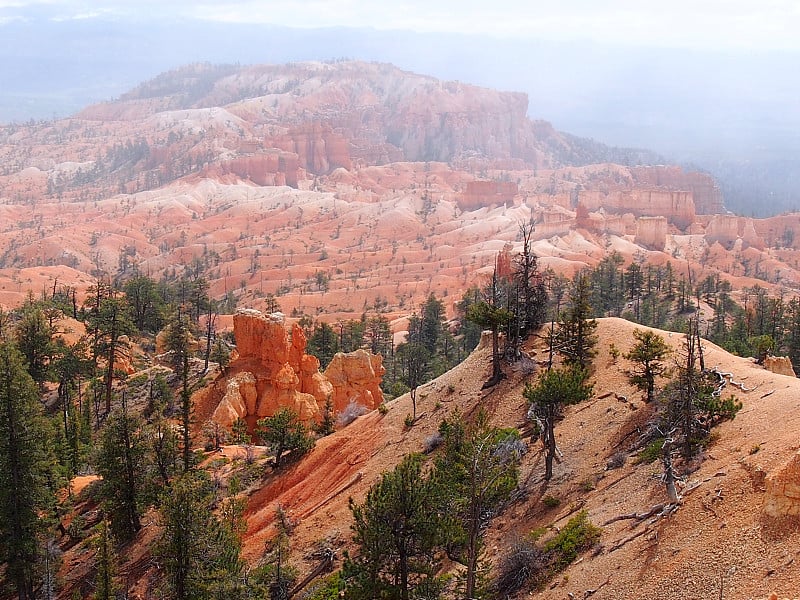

{"left": 764, "top": 450, "right": 800, "bottom": 517}
{"left": 579, "top": 189, "right": 695, "bottom": 230}
{"left": 635, "top": 216, "right": 668, "bottom": 250}
{"left": 763, "top": 355, "right": 797, "bottom": 377}
{"left": 458, "top": 180, "right": 518, "bottom": 211}
{"left": 209, "top": 309, "right": 382, "bottom": 431}
{"left": 211, "top": 152, "right": 301, "bottom": 187}
{"left": 629, "top": 166, "right": 724, "bottom": 214}
{"left": 324, "top": 349, "right": 385, "bottom": 413}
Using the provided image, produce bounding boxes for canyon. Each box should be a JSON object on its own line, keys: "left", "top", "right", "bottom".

{"left": 2, "top": 61, "right": 800, "bottom": 599}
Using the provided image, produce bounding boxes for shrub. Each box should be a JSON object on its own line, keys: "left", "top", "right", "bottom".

{"left": 542, "top": 495, "right": 560, "bottom": 508}
{"left": 635, "top": 438, "right": 665, "bottom": 464}
{"left": 494, "top": 511, "right": 601, "bottom": 594}
{"left": 378, "top": 403, "right": 389, "bottom": 415}
{"left": 543, "top": 510, "right": 602, "bottom": 571}
{"left": 495, "top": 537, "right": 550, "bottom": 595}
{"left": 304, "top": 572, "right": 344, "bottom": 599}
{"left": 606, "top": 451, "right": 626, "bottom": 470}
{"left": 423, "top": 432, "right": 443, "bottom": 453}
{"left": 336, "top": 401, "right": 368, "bottom": 428}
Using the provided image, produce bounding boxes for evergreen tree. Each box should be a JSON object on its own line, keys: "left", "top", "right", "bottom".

{"left": 307, "top": 322, "right": 339, "bottom": 369}
{"left": 89, "top": 293, "right": 136, "bottom": 414}
{"left": 156, "top": 471, "right": 243, "bottom": 600}
{"left": 663, "top": 321, "right": 741, "bottom": 458}
{"left": 165, "top": 310, "right": 194, "bottom": 472}
{"left": 513, "top": 221, "right": 548, "bottom": 337}
{"left": 256, "top": 408, "right": 314, "bottom": 469}
{"left": 396, "top": 341, "right": 431, "bottom": 422}
{"left": 93, "top": 519, "right": 117, "bottom": 600}
{"left": 95, "top": 394, "right": 146, "bottom": 540}
{"left": 455, "top": 287, "right": 483, "bottom": 356}
{"left": 466, "top": 281, "right": 512, "bottom": 389}
{"left": 314, "top": 397, "right": 336, "bottom": 437}
{"left": 624, "top": 329, "right": 672, "bottom": 403}
{"left": 524, "top": 366, "right": 593, "bottom": 480}
{"left": 434, "top": 411, "right": 521, "bottom": 599}
{"left": 556, "top": 273, "right": 598, "bottom": 370}
{"left": 14, "top": 301, "right": 54, "bottom": 385}
{"left": 0, "top": 341, "right": 52, "bottom": 600}
{"left": 344, "top": 454, "right": 449, "bottom": 600}
{"left": 365, "top": 314, "right": 393, "bottom": 358}
{"left": 122, "top": 273, "right": 166, "bottom": 333}
{"left": 51, "top": 338, "right": 92, "bottom": 478}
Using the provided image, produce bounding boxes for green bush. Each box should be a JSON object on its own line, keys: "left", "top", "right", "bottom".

{"left": 635, "top": 438, "right": 665, "bottom": 464}
{"left": 495, "top": 511, "right": 601, "bottom": 595}
{"left": 542, "top": 495, "right": 560, "bottom": 508}
{"left": 304, "top": 572, "right": 343, "bottom": 599}
{"left": 543, "top": 510, "right": 602, "bottom": 571}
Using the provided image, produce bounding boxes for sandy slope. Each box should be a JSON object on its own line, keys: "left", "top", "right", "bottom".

{"left": 235, "top": 318, "right": 800, "bottom": 599}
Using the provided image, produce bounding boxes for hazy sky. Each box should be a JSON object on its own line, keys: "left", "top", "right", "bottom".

{"left": 1, "top": 0, "right": 798, "bottom": 51}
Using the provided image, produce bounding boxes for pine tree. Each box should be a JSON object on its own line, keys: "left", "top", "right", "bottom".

{"left": 89, "top": 293, "right": 136, "bottom": 414}
{"left": 0, "top": 341, "right": 52, "bottom": 600}
{"left": 256, "top": 408, "right": 314, "bottom": 469}
{"left": 556, "top": 273, "right": 598, "bottom": 370}
{"left": 95, "top": 394, "right": 146, "bottom": 540}
{"left": 165, "top": 310, "right": 194, "bottom": 472}
{"left": 93, "top": 519, "right": 117, "bottom": 600}
{"left": 467, "top": 268, "right": 513, "bottom": 388}
{"left": 624, "top": 329, "right": 671, "bottom": 403}
{"left": 434, "top": 411, "right": 521, "bottom": 599}
{"left": 396, "top": 341, "right": 431, "bottom": 422}
{"left": 122, "top": 274, "right": 166, "bottom": 334}
{"left": 344, "top": 454, "right": 449, "bottom": 600}
{"left": 14, "top": 301, "right": 54, "bottom": 385}
{"left": 524, "top": 366, "right": 593, "bottom": 480}
{"left": 157, "top": 471, "right": 243, "bottom": 600}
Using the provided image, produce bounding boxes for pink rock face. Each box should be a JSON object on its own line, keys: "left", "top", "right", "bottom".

{"left": 324, "top": 349, "right": 385, "bottom": 413}
{"left": 635, "top": 216, "right": 668, "bottom": 251}
{"left": 459, "top": 181, "right": 518, "bottom": 211}
{"left": 764, "top": 450, "right": 800, "bottom": 517}
{"left": 763, "top": 355, "right": 797, "bottom": 378}
{"left": 212, "top": 372, "right": 257, "bottom": 429}
{"left": 629, "top": 166, "right": 724, "bottom": 215}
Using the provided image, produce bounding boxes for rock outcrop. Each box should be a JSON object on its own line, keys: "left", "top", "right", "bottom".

{"left": 635, "top": 216, "right": 668, "bottom": 250}
{"left": 764, "top": 450, "right": 800, "bottom": 518}
{"left": 208, "top": 309, "right": 382, "bottom": 430}
{"left": 763, "top": 355, "right": 797, "bottom": 377}
{"left": 458, "top": 181, "right": 518, "bottom": 211}
{"left": 324, "top": 349, "right": 385, "bottom": 413}
{"left": 630, "top": 166, "right": 724, "bottom": 214}
{"left": 212, "top": 152, "right": 300, "bottom": 187}
{"left": 579, "top": 189, "right": 695, "bottom": 230}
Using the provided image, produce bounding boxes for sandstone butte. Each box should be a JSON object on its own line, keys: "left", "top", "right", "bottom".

{"left": 196, "top": 309, "right": 384, "bottom": 431}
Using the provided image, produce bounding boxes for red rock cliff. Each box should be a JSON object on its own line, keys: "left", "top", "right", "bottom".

{"left": 209, "top": 310, "right": 383, "bottom": 431}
